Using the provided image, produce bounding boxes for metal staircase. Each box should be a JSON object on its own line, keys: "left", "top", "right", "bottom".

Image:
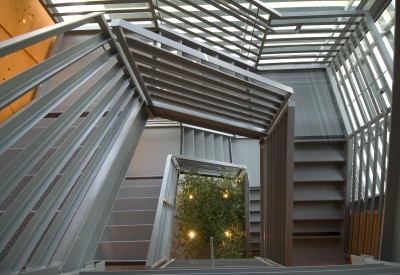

{"left": 93, "top": 178, "right": 162, "bottom": 263}
{"left": 249, "top": 187, "right": 261, "bottom": 256}
{"left": 182, "top": 127, "right": 232, "bottom": 163}
{"left": 292, "top": 140, "right": 347, "bottom": 266}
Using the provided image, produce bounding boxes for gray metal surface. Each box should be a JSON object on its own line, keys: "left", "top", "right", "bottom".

{"left": 260, "top": 70, "right": 345, "bottom": 140}
{"left": 126, "top": 127, "right": 181, "bottom": 177}
{"left": 93, "top": 176, "right": 162, "bottom": 263}
{"left": 110, "top": 19, "right": 292, "bottom": 138}
{"left": 62, "top": 98, "right": 148, "bottom": 271}
{"left": 28, "top": 88, "right": 137, "bottom": 270}
{"left": 182, "top": 127, "right": 231, "bottom": 163}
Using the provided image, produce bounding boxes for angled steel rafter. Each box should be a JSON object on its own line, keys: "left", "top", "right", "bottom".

{"left": 111, "top": 19, "right": 292, "bottom": 138}
{"left": 154, "top": 5, "right": 259, "bottom": 60}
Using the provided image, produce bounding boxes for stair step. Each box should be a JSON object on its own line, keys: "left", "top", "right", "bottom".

{"left": 250, "top": 201, "right": 260, "bottom": 211}
{"left": 250, "top": 212, "right": 260, "bottom": 222}
{"left": 250, "top": 223, "right": 260, "bottom": 232}
{"left": 293, "top": 182, "right": 344, "bottom": 201}
{"left": 100, "top": 225, "right": 153, "bottom": 242}
{"left": 118, "top": 186, "right": 161, "bottom": 198}
{"left": 107, "top": 210, "right": 156, "bottom": 225}
{"left": 293, "top": 220, "right": 342, "bottom": 234}
{"left": 94, "top": 241, "right": 150, "bottom": 261}
{"left": 123, "top": 178, "right": 162, "bottom": 187}
{"left": 294, "top": 142, "right": 346, "bottom": 163}
{"left": 249, "top": 232, "right": 260, "bottom": 243}
{"left": 294, "top": 163, "right": 345, "bottom": 182}
{"left": 250, "top": 191, "right": 260, "bottom": 201}
{"left": 112, "top": 197, "right": 158, "bottom": 211}
{"left": 293, "top": 201, "right": 343, "bottom": 220}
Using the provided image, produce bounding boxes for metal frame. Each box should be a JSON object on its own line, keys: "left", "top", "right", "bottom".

{"left": 146, "top": 154, "right": 248, "bottom": 269}
{"left": 109, "top": 19, "right": 292, "bottom": 139}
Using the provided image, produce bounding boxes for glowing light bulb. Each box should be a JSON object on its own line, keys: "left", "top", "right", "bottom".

{"left": 223, "top": 193, "right": 228, "bottom": 198}
{"left": 189, "top": 231, "right": 195, "bottom": 239}
{"left": 189, "top": 194, "right": 193, "bottom": 199}
{"left": 225, "top": 231, "right": 230, "bottom": 237}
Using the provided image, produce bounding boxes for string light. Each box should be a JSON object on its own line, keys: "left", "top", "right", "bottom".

{"left": 189, "top": 231, "right": 195, "bottom": 239}
{"left": 223, "top": 193, "right": 228, "bottom": 198}
{"left": 189, "top": 194, "right": 193, "bottom": 199}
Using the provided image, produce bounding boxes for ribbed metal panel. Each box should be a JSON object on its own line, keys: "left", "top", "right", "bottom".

{"left": 126, "top": 127, "right": 181, "bottom": 177}
{"left": 260, "top": 70, "right": 344, "bottom": 140}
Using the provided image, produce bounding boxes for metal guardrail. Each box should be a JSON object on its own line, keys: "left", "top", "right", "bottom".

{"left": 0, "top": 12, "right": 147, "bottom": 275}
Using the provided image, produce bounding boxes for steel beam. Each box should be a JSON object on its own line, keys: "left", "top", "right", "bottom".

{"left": 63, "top": 97, "right": 148, "bottom": 271}
{"left": 134, "top": 57, "right": 281, "bottom": 109}
{"left": 0, "top": 77, "right": 131, "bottom": 274}
{"left": 0, "top": 12, "right": 103, "bottom": 58}
{"left": 0, "top": 65, "right": 123, "bottom": 254}
{"left": 0, "top": 33, "right": 109, "bottom": 110}
{"left": 160, "top": 0, "right": 261, "bottom": 50}
{"left": 0, "top": 63, "right": 122, "bottom": 209}
{"left": 142, "top": 76, "right": 273, "bottom": 120}
{"left": 126, "top": 37, "right": 285, "bottom": 102}
{"left": 0, "top": 50, "right": 117, "bottom": 155}
{"left": 149, "top": 92, "right": 268, "bottom": 129}
{"left": 363, "top": 14, "right": 393, "bottom": 79}
{"left": 111, "top": 24, "right": 152, "bottom": 105}
{"left": 115, "top": 19, "right": 292, "bottom": 94}
{"left": 27, "top": 88, "right": 137, "bottom": 270}
{"left": 150, "top": 102, "right": 266, "bottom": 139}
{"left": 154, "top": 6, "right": 258, "bottom": 61}
{"left": 279, "top": 10, "right": 366, "bottom": 20}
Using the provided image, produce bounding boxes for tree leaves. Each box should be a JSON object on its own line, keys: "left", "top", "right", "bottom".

{"left": 175, "top": 169, "right": 245, "bottom": 259}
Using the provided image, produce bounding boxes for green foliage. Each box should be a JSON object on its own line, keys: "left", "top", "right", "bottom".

{"left": 175, "top": 169, "right": 245, "bottom": 259}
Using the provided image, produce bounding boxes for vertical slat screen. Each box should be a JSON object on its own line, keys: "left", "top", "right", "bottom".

{"left": 261, "top": 102, "right": 295, "bottom": 266}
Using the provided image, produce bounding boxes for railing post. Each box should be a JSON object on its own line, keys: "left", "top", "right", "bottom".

{"left": 210, "top": 237, "right": 215, "bottom": 268}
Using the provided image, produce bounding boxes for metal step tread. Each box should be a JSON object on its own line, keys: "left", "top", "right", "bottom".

{"left": 101, "top": 224, "right": 153, "bottom": 242}
{"left": 94, "top": 241, "right": 150, "bottom": 261}
{"left": 107, "top": 210, "right": 157, "bottom": 225}
{"left": 118, "top": 186, "right": 161, "bottom": 198}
